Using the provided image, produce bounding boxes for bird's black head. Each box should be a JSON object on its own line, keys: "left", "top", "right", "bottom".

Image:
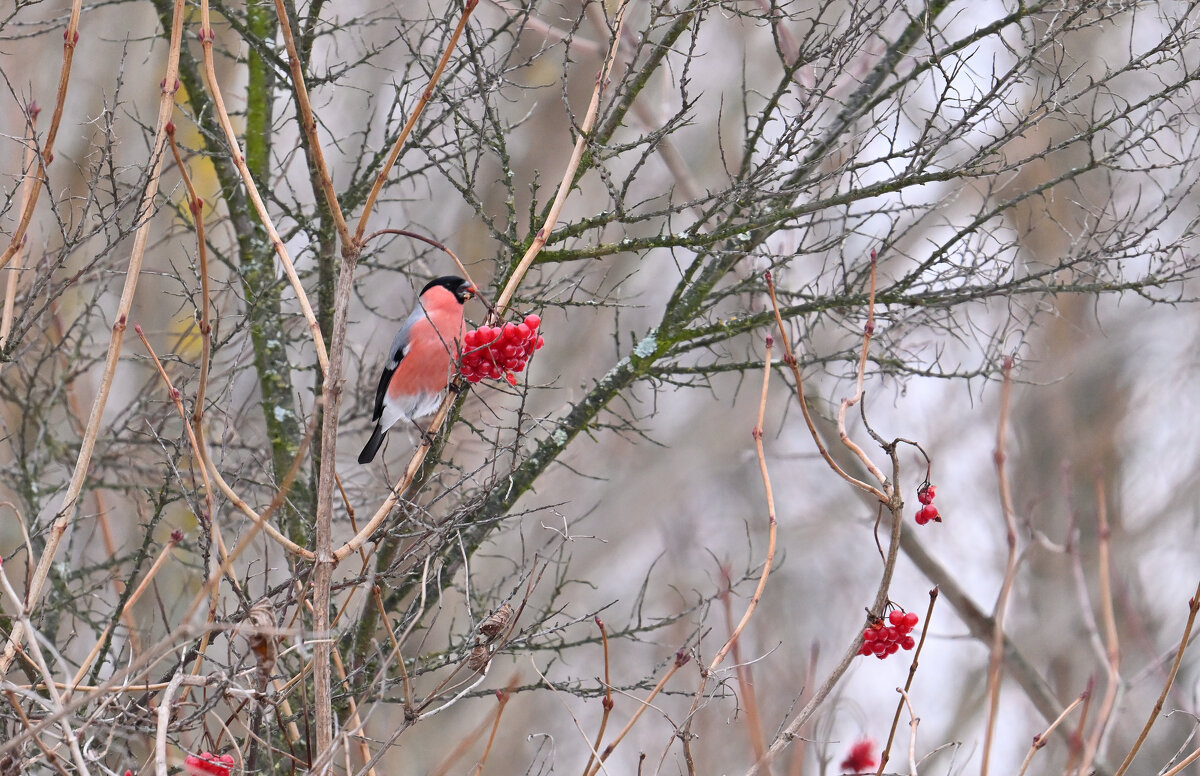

{"left": 421, "top": 275, "right": 476, "bottom": 304}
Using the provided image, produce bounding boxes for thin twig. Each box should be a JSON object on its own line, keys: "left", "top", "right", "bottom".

{"left": 720, "top": 571, "right": 769, "bottom": 770}
{"left": 354, "top": 0, "right": 481, "bottom": 242}
{"left": 0, "top": 0, "right": 82, "bottom": 272}
{"left": 0, "top": 106, "right": 38, "bottom": 365}
{"left": 1079, "top": 479, "right": 1120, "bottom": 776}
{"left": 1112, "top": 577, "right": 1200, "bottom": 776}
{"left": 1015, "top": 692, "right": 1087, "bottom": 776}
{"left": 834, "top": 252, "right": 889, "bottom": 490}
{"left": 981, "top": 355, "right": 1018, "bottom": 776}
{"left": 680, "top": 336, "right": 778, "bottom": 774}
{"left": 582, "top": 619, "right": 615, "bottom": 776}
{"left": 363, "top": 228, "right": 491, "bottom": 312}
{"left": 877, "top": 588, "right": 938, "bottom": 775}
{"left": 472, "top": 678, "right": 519, "bottom": 776}
{"left": 533, "top": 658, "right": 613, "bottom": 776}
{"left": 164, "top": 124, "right": 213, "bottom": 431}
{"left": 586, "top": 653, "right": 689, "bottom": 776}
{"left": 897, "top": 688, "right": 919, "bottom": 776}
{"left": 763, "top": 272, "right": 887, "bottom": 503}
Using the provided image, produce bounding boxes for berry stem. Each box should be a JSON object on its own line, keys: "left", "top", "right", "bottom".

{"left": 876, "top": 587, "right": 938, "bottom": 775}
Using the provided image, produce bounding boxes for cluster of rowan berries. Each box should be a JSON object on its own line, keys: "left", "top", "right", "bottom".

{"left": 460, "top": 314, "right": 544, "bottom": 385}
{"left": 858, "top": 610, "right": 919, "bottom": 659}
{"left": 183, "top": 752, "right": 234, "bottom": 776}
{"left": 915, "top": 483, "right": 940, "bottom": 525}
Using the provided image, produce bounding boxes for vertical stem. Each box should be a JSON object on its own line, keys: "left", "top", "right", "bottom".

{"left": 981, "top": 356, "right": 1019, "bottom": 776}
{"left": 311, "top": 239, "right": 362, "bottom": 769}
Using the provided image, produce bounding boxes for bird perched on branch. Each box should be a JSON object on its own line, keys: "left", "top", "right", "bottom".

{"left": 358, "top": 275, "right": 475, "bottom": 464}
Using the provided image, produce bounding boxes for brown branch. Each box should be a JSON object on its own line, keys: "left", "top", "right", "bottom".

{"left": 491, "top": 0, "right": 628, "bottom": 317}
{"left": 747, "top": 276, "right": 908, "bottom": 775}
{"left": 0, "top": 0, "right": 82, "bottom": 273}
{"left": 67, "top": 533, "right": 180, "bottom": 696}
{"left": 472, "top": 679, "right": 519, "bottom": 776}
{"left": 582, "top": 619, "right": 615, "bottom": 776}
{"left": 720, "top": 571, "right": 768, "bottom": 769}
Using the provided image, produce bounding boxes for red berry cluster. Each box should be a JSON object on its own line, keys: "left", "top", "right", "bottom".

{"left": 915, "top": 483, "right": 940, "bottom": 525}
{"left": 184, "top": 752, "right": 234, "bottom": 776}
{"left": 858, "top": 610, "right": 918, "bottom": 659}
{"left": 460, "top": 314, "right": 544, "bottom": 386}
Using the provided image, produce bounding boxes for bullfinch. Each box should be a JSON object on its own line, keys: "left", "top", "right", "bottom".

{"left": 358, "top": 275, "right": 476, "bottom": 464}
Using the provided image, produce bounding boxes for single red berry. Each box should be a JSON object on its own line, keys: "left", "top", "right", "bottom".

{"left": 863, "top": 628, "right": 877, "bottom": 642}
{"left": 888, "top": 610, "right": 904, "bottom": 626}
{"left": 839, "top": 738, "right": 878, "bottom": 773}
{"left": 916, "top": 504, "right": 938, "bottom": 524}
{"left": 903, "top": 612, "right": 918, "bottom": 628}
{"left": 516, "top": 322, "right": 532, "bottom": 340}
{"left": 901, "top": 635, "right": 916, "bottom": 650}
{"left": 886, "top": 642, "right": 899, "bottom": 654}
{"left": 524, "top": 313, "right": 541, "bottom": 329}
{"left": 918, "top": 484, "right": 936, "bottom": 504}
{"left": 505, "top": 371, "right": 517, "bottom": 386}
{"left": 503, "top": 322, "right": 519, "bottom": 339}
{"left": 535, "top": 335, "right": 545, "bottom": 349}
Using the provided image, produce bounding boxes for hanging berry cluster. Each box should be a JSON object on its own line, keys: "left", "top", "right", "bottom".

{"left": 460, "top": 314, "right": 544, "bottom": 385}
{"left": 858, "top": 610, "right": 918, "bottom": 659}
{"left": 915, "top": 483, "right": 940, "bottom": 525}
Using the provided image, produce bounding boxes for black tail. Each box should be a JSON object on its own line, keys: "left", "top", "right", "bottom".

{"left": 358, "top": 425, "right": 385, "bottom": 464}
